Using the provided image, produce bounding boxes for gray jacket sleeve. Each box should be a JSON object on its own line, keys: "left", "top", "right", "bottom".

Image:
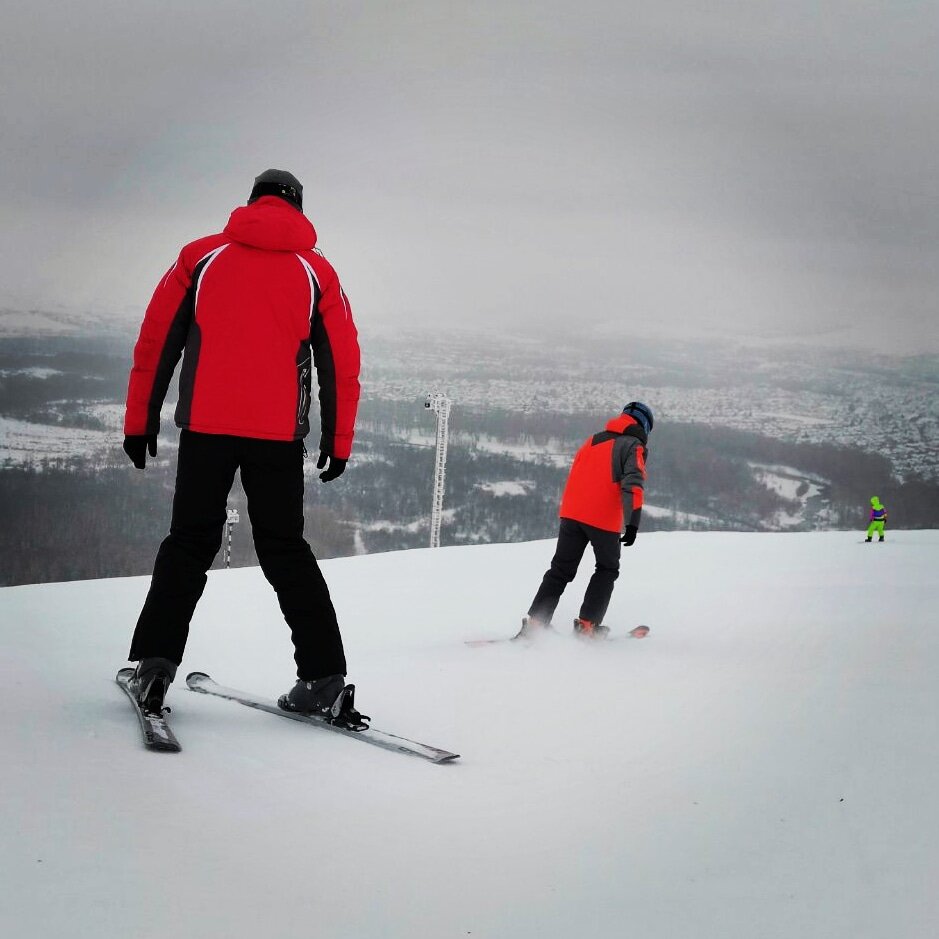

{"left": 612, "top": 436, "right": 647, "bottom": 530}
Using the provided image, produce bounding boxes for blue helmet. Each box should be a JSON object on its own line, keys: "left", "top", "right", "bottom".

{"left": 622, "top": 401, "right": 654, "bottom": 434}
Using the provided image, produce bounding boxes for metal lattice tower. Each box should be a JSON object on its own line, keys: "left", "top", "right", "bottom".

{"left": 224, "top": 507, "right": 240, "bottom": 568}
{"left": 424, "top": 393, "right": 452, "bottom": 548}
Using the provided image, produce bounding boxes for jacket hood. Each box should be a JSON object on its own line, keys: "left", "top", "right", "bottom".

{"left": 871, "top": 496, "right": 882, "bottom": 508}
{"left": 224, "top": 196, "right": 317, "bottom": 251}
{"left": 606, "top": 412, "right": 647, "bottom": 442}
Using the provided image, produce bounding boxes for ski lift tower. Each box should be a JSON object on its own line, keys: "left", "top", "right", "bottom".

{"left": 224, "top": 507, "right": 240, "bottom": 568}
{"left": 423, "top": 392, "right": 452, "bottom": 548}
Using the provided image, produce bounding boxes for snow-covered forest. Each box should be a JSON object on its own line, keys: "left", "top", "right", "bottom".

{"left": 2, "top": 332, "right": 937, "bottom": 585}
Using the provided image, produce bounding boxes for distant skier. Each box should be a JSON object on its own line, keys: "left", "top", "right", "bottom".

{"left": 865, "top": 496, "right": 888, "bottom": 542}
{"left": 519, "top": 402, "right": 653, "bottom": 639}
{"left": 122, "top": 169, "right": 366, "bottom": 727}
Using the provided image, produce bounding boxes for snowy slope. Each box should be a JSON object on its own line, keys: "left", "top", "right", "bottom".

{"left": 2, "top": 532, "right": 938, "bottom": 939}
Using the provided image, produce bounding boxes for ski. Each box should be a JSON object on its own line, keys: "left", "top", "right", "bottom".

{"left": 185, "top": 672, "right": 459, "bottom": 765}
{"left": 605, "top": 625, "right": 651, "bottom": 641}
{"left": 464, "top": 620, "right": 563, "bottom": 646}
{"left": 115, "top": 667, "right": 182, "bottom": 752}
{"left": 464, "top": 637, "right": 522, "bottom": 646}
{"left": 466, "top": 624, "right": 650, "bottom": 646}
{"left": 464, "top": 633, "right": 550, "bottom": 647}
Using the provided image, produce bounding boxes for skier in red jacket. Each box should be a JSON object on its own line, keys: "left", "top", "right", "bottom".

{"left": 519, "top": 402, "right": 653, "bottom": 639}
{"left": 122, "top": 169, "right": 366, "bottom": 726}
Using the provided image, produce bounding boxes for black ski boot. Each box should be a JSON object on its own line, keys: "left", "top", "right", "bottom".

{"left": 573, "top": 617, "right": 610, "bottom": 639}
{"left": 131, "top": 657, "right": 177, "bottom": 715}
{"left": 278, "top": 675, "right": 370, "bottom": 730}
{"left": 513, "top": 616, "right": 552, "bottom": 640}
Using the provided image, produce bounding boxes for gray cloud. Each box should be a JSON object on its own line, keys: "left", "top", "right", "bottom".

{"left": 1, "top": 1, "right": 937, "bottom": 352}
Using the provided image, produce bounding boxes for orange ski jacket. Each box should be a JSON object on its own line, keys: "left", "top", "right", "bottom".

{"left": 558, "top": 413, "right": 648, "bottom": 533}
{"left": 124, "top": 197, "right": 361, "bottom": 459}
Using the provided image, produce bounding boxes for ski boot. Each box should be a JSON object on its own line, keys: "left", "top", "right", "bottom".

{"left": 865, "top": 537, "right": 872, "bottom": 542}
{"left": 513, "top": 616, "right": 552, "bottom": 640}
{"left": 130, "top": 657, "right": 177, "bottom": 715}
{"left": 278, "top": 675, "right": 370, "bottom": 731}
{"left": 573, "top": 618, "right": 610, "bottom": 639}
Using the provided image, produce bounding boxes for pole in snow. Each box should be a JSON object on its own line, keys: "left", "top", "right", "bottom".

{"left": 225, "top": 507, "right": 240, "bottom": 568}
{"left": 424, "top": 392, "right": 452, "bottom": 548}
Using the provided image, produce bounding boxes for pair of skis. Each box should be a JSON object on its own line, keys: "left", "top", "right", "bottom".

{"left": 117, "top": 626, "right": 650, "bottom": 757}
{"left": 115, "top": 669, "right": 459, "bottom": 764}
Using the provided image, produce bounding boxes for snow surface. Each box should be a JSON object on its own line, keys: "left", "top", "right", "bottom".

{"left": 643, "top": 503, "right": 713, "bottom": 525}
{"left": 0, "top": 367, "right": 64, "bottom": 379}
{"left": 2, "top": 531, "right": 938, "bottom": 938}
{"left": 0, "top": 416, "right": 117, "bottom": 465}
{"left": 750, "top": 464, "right": 825, "bottom": 502}
{"left": 0, "top": 404, "right": 170, "bottom": 466}
{"left": 476, "top": 480, "right": 534, "bottom": 497}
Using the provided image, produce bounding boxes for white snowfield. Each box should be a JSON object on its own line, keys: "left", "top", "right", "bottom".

{"left": 0, "top": 415, "right": 117, "bottom": 465}
{"left": 1, "top": 531, "right": 937, "bottom": 939}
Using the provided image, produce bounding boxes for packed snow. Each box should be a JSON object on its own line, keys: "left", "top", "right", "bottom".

{"left": 2, "top": 531, "right": 937, "bottom": 938}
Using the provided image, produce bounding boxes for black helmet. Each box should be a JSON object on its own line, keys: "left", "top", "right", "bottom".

{"left": 248, "top": 169, "right": 303, "bottom": 210}
{"left": 622, "top": 401, "right": 654, "bottom": 434}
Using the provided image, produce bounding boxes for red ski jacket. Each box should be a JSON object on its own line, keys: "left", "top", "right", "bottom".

{"left": 124, "top": 197, "right": 361, "bottom": 459}
{"left": 558, "top": 413, "right": 648, "bottom": 533}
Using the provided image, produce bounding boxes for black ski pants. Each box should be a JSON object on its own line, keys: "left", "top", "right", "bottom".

{"left": 528, "top": 518, "right": 621, "bottom": 625}
{"left": 129, "top": 430, "right": 346, "bottom": 680}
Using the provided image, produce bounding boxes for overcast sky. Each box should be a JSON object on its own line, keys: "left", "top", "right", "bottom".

{"left": 1, "top": 0, "right": 937, "bottom": 353}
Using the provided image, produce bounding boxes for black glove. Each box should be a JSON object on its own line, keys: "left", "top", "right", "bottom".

{"left": 123, "top": 434, "right": 157, "bottom": 470}
{"left": 620, "top": 525, "right": 638, "bottom": 547}
{"left": 317, "top": 451, "right": 347, "bottom": 482}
